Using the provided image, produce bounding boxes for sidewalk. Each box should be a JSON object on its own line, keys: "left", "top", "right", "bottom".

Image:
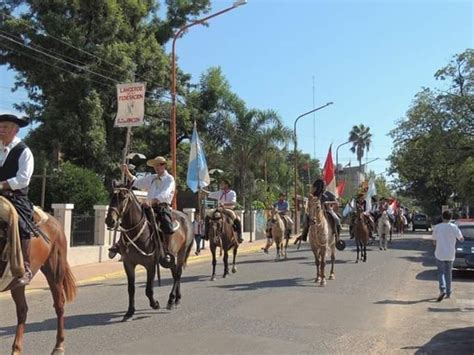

{"left": 25, "top": 238, "right": 268, "bottom": 294}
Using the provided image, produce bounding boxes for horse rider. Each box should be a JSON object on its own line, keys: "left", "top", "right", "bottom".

{"left": 262, "top": 193, "right": 294, "bottom": 253}
{"left": 108, "top": 156, "right": 176, "bottom": 261}
{"left": 350, "top": 192, "right": 375, "bottom": 239}
{"left": 203, "top": 179, "right": 244, "bottom": 244}
{"left": 0, "top": 114, "right": 35, "bottom": 285}
{"left": 297, "top": 179, "right": 341, "bottom": 243}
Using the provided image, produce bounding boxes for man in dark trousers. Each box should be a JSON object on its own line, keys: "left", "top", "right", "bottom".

{"left": 0, "top": 114, "right": 35, "bottom": 285}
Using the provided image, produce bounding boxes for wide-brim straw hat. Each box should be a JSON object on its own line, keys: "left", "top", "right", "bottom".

{"left": 0, "top": 114, "right": 29, "bottom": 128}
{"left": 146, "top": 156, "right": 167, "bottom": 167}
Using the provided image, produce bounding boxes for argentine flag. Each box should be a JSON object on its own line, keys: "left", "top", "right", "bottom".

{"left": 365, "top": 177, "right": 377, "bottom": 212}
{"left": 186, "top": 123, "right": 210, "bottom": 192}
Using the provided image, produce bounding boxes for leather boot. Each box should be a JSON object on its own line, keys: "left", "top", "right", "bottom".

{"left": 18, "top": 238, "right": 33, "bottom": 286}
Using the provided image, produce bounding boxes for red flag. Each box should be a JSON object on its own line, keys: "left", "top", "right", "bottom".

{"left": 323, "top": 145, "right": 336, "bottom": 195}
{"left": 336, "top": 180, "right": 346, "bottom": 197}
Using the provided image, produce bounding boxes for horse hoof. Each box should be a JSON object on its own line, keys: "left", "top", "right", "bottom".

{"left": 150, "top": 300, "right": 160, "bottom": 310}
{"left": 356, "top": 260, "right": 359, "bottom": 263}
{"left": 223, "top": 274, "right": 227, "bottom": 278}
{"left": 122, "top": 314, "right": 133, "bottom": 322}
{"left": 210, "top": 276, "right": 216, "bottom": 281}
{"left": 363, "top": 259, "right": 367, "bottom": 262}
{"left": 320, "top": 280, "right": 326, "bottom": 286}
{"left": 232, "top": 267, "right": 237, "bottom": 274}
{"left": 51, "top": 347, "right": 65, "bottom": 355}
{"left": 329, "top": 274, "right": 335, "bottom": 280}
{"left": 274, "top": 258, "right": 279, "bottom": 262}
{"left": 166, "top": 303, "right": 174, "bottom": 310}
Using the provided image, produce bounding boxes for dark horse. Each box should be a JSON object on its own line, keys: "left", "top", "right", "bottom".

{"left": 0, "top": 198, "right": 77, "bottom": 355}
{"left": 105, "top": 184, "right": 193, "bottom": 320}
{"left": 207, "top": 208, "right": 239, "bottom": 281}
{"left": 353, "top": 205, "right": 370, "bottom": 263}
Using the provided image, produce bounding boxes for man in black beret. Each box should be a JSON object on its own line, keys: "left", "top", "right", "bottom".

{"left": 0, "top": 114, "right": 35, "bottom": 285}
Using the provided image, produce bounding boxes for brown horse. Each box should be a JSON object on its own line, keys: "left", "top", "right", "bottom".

{"left": 269, "top": 207, "right": 289, "bottom": 261}
{"left": 307, "top": 196, "right": 336, "bottom": 286}
{"left": 207, "top": 208, "right": 238, "bottom": 281}
{"left": 395, "top": 210, "right": 406, "bottom": 236}
{"left": 105, "top": 184, "right": 193, "bottom": 320}
{"left": 353, "top": 205, "right": 370, "bottom": 263}
{"left": 0, "top": 198, "right": 77, "bottom": 355}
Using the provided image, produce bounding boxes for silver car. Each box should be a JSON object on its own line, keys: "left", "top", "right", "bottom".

{"left": 454, "top": 221, "right": 474, "bottom": 270}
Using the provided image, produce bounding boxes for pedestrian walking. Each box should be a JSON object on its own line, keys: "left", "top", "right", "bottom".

{"left": 432, "top": 210, "right": 464, "bottom": 301}
{"left": 193, "top": 212, "right": 204, "bottom": 255}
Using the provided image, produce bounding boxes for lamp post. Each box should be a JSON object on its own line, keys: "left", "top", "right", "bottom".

{"left": 170, "top": 0, "right": 247, "bottom": 208}
{"left": 293, "top": 102, "right": 333, "bottom": 234}
{"left": 335, "top": 140, "right": 351, "bottom": 182}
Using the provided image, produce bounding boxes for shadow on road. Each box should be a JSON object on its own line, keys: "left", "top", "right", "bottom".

{"left": 374, "top": 298, "right": 437, "bottom": 305}
{"left": 408, "top": 327, "right": 474, "bottom": 354}
{"left": 0, "top": 309, "right": 159, "bottom": 337}
{"left": 212, "top": 277, "right": 309, "bottom": 291}
{"left": 416, "top": 269, "right": 474, "bottom": 283}
{"left": 427, "top": 307, "right": 474, "bottom": 313}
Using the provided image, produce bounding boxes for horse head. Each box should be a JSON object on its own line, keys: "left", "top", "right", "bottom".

{"left": 307, "top": 196, "right": 323, "bottom": 226}
{"left": 105, "top": 181, "right": 135, "bottom": 230}
{"left": 270, "top": 207, "right": 280, "bottom": 223}
{"left": 208, "top": 210, "right": 224, "bottom": 243}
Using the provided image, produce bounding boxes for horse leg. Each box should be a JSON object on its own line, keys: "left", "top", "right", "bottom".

{"left": 363, "top": 243, "right": 367, "bottom": 262}
{"left": 313, "top": 250, "right": 321, "bottom": 283}
{"left": 210, "top": 243, "right": 217, "bottom": 281}
{"left": 10, "top": 286, "right": 27, "bottom": 355}
{"left": 379, "top": 233, "right": 384, "bottom": 250}
{"left": 329, "top": 248, "right": 335, "bottom": 280}
{"left": 284, "top": 235, "right": 289, "bottom": 259}
{"left": 223, "top": 249, "right": 229, "bottom": 278}
{"left": 231, "top": 245, "right": 238, "bottom": 274}
{"left": 275, "top": 241, "right": 281, "bottom": 262}
{"left": 356, "top": 241, "right": 360, "bottom": 263}
{"left": 145, "top": 263, "right": 160, "bottom": 310}
{"left": 167, "top": 265, "right": 181, "bottom": 310}
{"left": 320, "top": 248, "right": 327, "bottom": 286}
{"left": 123, "top": 261, "right": 136, "bottom": 321}
{"left": 174, "top": 265, "right": 183, "bottom": 307}
{"left": 41, "top": 263, "right": 66, "bottom": 355}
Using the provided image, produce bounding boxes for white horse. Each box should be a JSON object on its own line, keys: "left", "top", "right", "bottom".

{"left": 378, "top": 210, "right": 391, "bottom": 250}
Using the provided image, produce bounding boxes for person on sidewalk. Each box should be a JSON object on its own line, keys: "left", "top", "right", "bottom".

{"left": 203, "top": 179, "right": 243, "bottom": 243}
{"left": 108, "top": 156, "right": 176, "bottom": 260}
{"left": 193, "top": 212, "right": 204, "bottom": 256}
{"left": 0, "top": 114, "right": 35, "bottom": 285}
{"left": 432, "top": 210, "right": 464, "bottom": 301}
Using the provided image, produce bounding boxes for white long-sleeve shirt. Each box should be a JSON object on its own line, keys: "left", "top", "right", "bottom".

{"left": 131, "top": 170, "right": 175, "bottom": 204}
{"left": 0, "top": 136, "right": 34, "bottom": 190}
{"left": 208, "top": 189, "right": 236, "bottom": 209}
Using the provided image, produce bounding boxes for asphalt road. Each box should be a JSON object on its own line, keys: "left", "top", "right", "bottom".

{"left": 1, "top": 232, "right": 473, "bottom": 354}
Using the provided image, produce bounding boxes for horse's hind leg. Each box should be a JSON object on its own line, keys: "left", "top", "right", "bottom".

{"left": 145, "top": 263, "right": 160, "bottom": 310}
{"left": 11, "top": 286, "right": 28, "bottom": 355}
{"left": 363, "top": 244, "right": 367, "bottom": 262}
{"left": 356, "top": 241, "right": 360, "bottom": 263}
{"left": 123, "top": 261, "right": 136, "bottom": 321}
{"left": 284, "top": 235, "right": 289, "bottom": 259}
{"left": 320, "top": 248, "right": 327, "bottom": 286}
{"left": 275, "top": 241, "right": 281, "bottom": 261}
{"left": 329, "top": 248, "right": 335, "bottom": 280}
{"left": 231, "top": 246, "right": 238, "bottom": 274}
{"left": 42, "top": 263, "right": 66, "bottom": 354}
{"left": 167, "top": 265, "right": 182, "bottom": 310}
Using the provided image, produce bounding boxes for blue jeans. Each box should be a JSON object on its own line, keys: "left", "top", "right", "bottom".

{"left": 436, "top": 259, "right": 453, "bottom": 295}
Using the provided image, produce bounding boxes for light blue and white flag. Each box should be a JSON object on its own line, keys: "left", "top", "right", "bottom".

{"left": 186, "top": 123, "right": 210, "bottom": 193}
{"left": 342, "top": 201, "right": 353, "bottom": 217}
{"left": 365, "top": 177, "right": 377, "bottom": 212}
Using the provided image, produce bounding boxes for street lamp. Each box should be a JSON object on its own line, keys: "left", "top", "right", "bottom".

{"left": 170, "top": 1, "right": 247, "bottom": 208}
{"left": 335, "top": 140, "right": 351, "bottom": 182}
{"left": 293, "top": 102, "right": 333, "bottom": 234}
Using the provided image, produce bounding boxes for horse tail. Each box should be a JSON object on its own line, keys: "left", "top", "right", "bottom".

{"left": 63, "top": 262, "right": 77, "bottom": 302}
{"left": 183, "top": 236, "right": 194, "bottom": 268}
{"left": 156, "top": 261, "right": 161, "bottom": 287}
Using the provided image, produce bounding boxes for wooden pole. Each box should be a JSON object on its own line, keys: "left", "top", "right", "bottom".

{"left": 121, "top": 126, "right": 132, "bottom": 183}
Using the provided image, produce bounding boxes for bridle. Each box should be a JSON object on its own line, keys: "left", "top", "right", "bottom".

{"left": 108, "top": 187, "right": 155, "bottom": 257}
{"left": 209, "top": 211, "right": 225, "bottom": 243}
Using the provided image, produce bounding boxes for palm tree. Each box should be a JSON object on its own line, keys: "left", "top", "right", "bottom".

{"left": 348, "top": 124, "right": 373, "bottom": 173}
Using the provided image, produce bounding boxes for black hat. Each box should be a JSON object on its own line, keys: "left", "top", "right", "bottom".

{"left": 312, "top": 178, "right": 326, "bottom": 197}
{"left": 0, "top": 114, "right": 29, "bottom": 128}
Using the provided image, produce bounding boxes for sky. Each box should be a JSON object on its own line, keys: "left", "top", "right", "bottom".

{"left": 1, "top": 0, "right": 473, "bottom": 180}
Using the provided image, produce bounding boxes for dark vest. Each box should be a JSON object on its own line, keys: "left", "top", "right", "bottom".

{"left": 0, "top": 141, "right": 29, "bottom": 196}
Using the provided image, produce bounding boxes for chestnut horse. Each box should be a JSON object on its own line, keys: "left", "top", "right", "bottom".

{"left": 353, "top": 205, "right": 370, "bottom": 263}
{"left": 207, "top": 208, "right": 238, "bottom": 281}
{"left": 0, "top": 198, "right": 76, "bottom": 355}
{"left": 105, "top": 185, "right": 193, "bottom": 319}
{"left": 307, "top": 196, "right": 336, "bottom": 286}
{"left": 269, "top": 207, "right": 288, "bottom": 261}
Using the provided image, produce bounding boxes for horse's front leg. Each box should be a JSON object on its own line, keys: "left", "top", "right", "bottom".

{"left": 210, "top": 243, "right": 217, "bottom": 281}
{"left": 356, "top": 241, "right": 360, "bottom": 263}
{"left": 275, "top": 241, "right": 281, "bottom": 262}
{"left": 284, "top": 234, "right": 289, "bottom": 259}
{"left": 123, "top": 261, "right": 136, "bottom": 321}
{"left": 320, "top": 247, "right": 327, "bottom": 286}
{"left": 231, "top": 245, "right": 238, "bottom": 274}
{"left": 313, "top": 250, "right": 321, "bottom": 283}
{"left": 363, "top": 244, "right": 367, "bottom": 262}
{"left": 223, "top": 249, "right": 229, "bottom": 278}
{"left": 11, "top": 286, "right": 27, "bottom": 355}
{"left": 145, "top": 262, "right": 160, "bottom": 310}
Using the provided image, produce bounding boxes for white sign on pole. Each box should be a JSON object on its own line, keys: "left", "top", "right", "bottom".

{"left": 114, "top": 82, "right": 146, "bottom": 127}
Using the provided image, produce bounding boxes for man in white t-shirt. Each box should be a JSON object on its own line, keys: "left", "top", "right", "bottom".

{"left": 432, "top": 210, "right": 464, "bottom": 301}
{"left": 203, "top": 179, "right": 243, "bottom": 243}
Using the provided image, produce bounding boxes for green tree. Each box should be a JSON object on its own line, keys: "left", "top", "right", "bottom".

{"left": 348, "top": 124, "right": 373, "bottom": 173}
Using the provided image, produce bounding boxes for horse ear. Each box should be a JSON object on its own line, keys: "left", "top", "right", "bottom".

{"left": 111, "top": 179, "right": 119, "bottom": 189}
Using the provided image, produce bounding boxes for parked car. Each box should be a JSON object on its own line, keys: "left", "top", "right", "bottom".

{"left": 412, "top": 213, "right": 430, "bottom": 231}
{"left": 454, "top": 220, "right": 474, "bottom": 270}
